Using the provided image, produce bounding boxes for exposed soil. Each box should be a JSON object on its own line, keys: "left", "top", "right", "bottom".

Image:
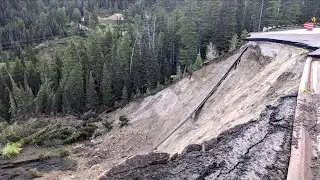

{"left": 100, "top": 96, "right": 297, "bottom": 180}
{"left": 28, "top": 42, "right": 308, "bottom": 179}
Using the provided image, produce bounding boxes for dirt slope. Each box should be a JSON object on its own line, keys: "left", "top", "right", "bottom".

{"left": 41, "top": 42, "right": 308, "bottom": 179}
{"left": 159, "top": 42, "right": 307, "bottom": 153}
{"left": 101, "top": 96, "right": 297, "bottom": 180}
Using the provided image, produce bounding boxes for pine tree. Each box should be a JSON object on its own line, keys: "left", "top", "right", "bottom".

{"left": 179, "top": 18, "right": 198, "bottom": 69}
{"left": 145, "top": 87, "right": 152, "bottom": 96}
{"left": 23, "top": 73, "right": 34, "bottom": 115}
{"left": 264, "top": 0, "right": 281, "bottom": 27}
{"left": 102, "top": 63, "right": 113, "bottom": 107}
{"left": 239, "top": 29, "right": 248, "bottom": 46}
{"left": 280, "top": 0, "right": 301, "bottom": 25}
{"left": 229, "top": 34, "right": 239, "bottom": 51}
{"left": 9, "top": 91, "right": 17, "bottom": 120}
{"left": 72, "top": 8, "right": 82, "bottom": 23}
{"left": 35, "top": 81, "right": 53, "bottom": 114}
{"left": 88, "top": 32, "right": 104, "bottom": 84}
{"left": 117, "top": 34, "right": 131, "bottom": 92}
{"left": 156, "top": 81, "right": 163, "bottom": 91}
{"left": 86, "top": 71, "right": 98, "bottom": 110}
{"left": 134, "top": 87, "right": 141, "bottom": 100}
{"left": 206, "top": 42, "right": 219, "bottom": 60}
{"left": 12, "top": 57, "right": 24, "bottom": 86}
{"left": 62, "top": 41, "right": 85, "bottom": 113}
{"left": 9, "top": 74, "right": 27, "bottom": 118}
{"left": 193, "top": 53, "right": 203, "bottom": 69}
{"left": 121, "top": 86, "right": 128, "bottom": 105}
{"left": 216, "top": 0, "right": 237, "bottom": 52}
{"left": 176, "top": 65, "right": 182, "bottom": 79}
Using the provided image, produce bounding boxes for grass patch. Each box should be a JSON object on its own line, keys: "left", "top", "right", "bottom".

{"left": 2, "top": 142, "right": 22, "bottom": 158}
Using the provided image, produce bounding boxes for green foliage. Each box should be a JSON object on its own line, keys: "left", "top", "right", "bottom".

{"left": 72, "top": 8, "right": 82, "bottom": 23}
{"left": 0, "top": 120, "right": 97, "bottom": 147}
{"left": 0, "top": 0, "right": 311, "bottom": 123}
{"left": 193, "top": 54, "right": 203, "bottom": 69}
{"left": 38, "top": 151, "right": 52, "bottom": 160}
{"left": 102, "top": 120, "right": 113, "bottom": 132}
{"left": 239, "top": 29, "right": 249, "bottom": 46}
{"left": 229, "top": 34, "right": 239, "bottom": 52}
{"left": 86, "top": 72, "right": 99, "bottom": 110}
{"left": 121, "top": 86, "right": 129, "bottom": 105}
{"left": 102, "top": 63, "right": 113, "bottom": 107}
{"left": 57, "top": 147, "right": 70, "bottom": 157}
{"left": 62, "top": 41, "right": 85, "bottom": 113}
{"left": 2, "top": 142, "right": 22, "bottom": 158}
{"left": 0, "top": 121, "right": 48, "bottom": 144}
{"left": 35, "top": 81, "right": 54, "bottom": 114}
{"left": 179, "top": 19, "right": 197, "bottom": 69}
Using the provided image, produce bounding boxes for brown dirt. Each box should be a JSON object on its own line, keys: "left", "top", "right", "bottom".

{"left": 40, "top": 42, "right": 308, "bottom": 180}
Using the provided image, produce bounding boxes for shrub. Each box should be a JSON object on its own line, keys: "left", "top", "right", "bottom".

{"left": 2, "top": 142, "right": 22, "bottom": 158}
{"left": 29, "top": 168, "right": 42, "bottom": 178}
{"left": 119, "top": 115, "right": 129, "bottom": 128}
{"left": 38, "top": 151, "right": 52, "bottom": 160}
{"left": 57, "top": 147, "right": 70, "bottom": 157}
{"left": 102, "top": 120, "right": 113, "bottom": 132}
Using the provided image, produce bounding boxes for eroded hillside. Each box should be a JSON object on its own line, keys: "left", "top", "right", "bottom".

{"left": 39, "top": 42, "right": 309, "bottom": 179}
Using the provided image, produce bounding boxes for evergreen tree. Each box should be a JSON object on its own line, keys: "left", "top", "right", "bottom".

{"left": 229, "top": 34, "right": 239, "bottom": 51}
{"left": 62, "top": 41, "right": 85, "bottom": 113}
{"left": 280, "top": 0, "right": 301, "bottom": 25}
{"left": 116, "top": 34, "right": 131, "bottom": 96}
{"left": 239, "top": 29, "right": 248, "bottom": 46}
{"left": 102, "top": 63, "right": 113, "bottom": 107}
{"left": 88, "top": 33, "right": 104, "bottom": 84}
{"left": 193, "top": 53, "right": 203, "bottom": 69}
{"left": 86, "top": 71, "right": 99, "bottom": 110}
{"left": 178, "top": 5, "right": 198, "bottom": 69}
{"left": 72, "top": 8, "right": 82, "bottom": 23}
{"left": 121, "top": 86, "right": 129, "bottom": 104}
{"left": 216, "top": 0, "right": 237, "bottom": 52}
{"left": 35, "top": 81, "right": 53, "bottom": 114}
{"left": 264, "top": 0, "right": 281, "bottom": 27}
{"left": 9, "top": 91, "right": 17, "bottom": 120}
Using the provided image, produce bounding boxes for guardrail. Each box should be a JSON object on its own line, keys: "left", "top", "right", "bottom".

{"left": 153, "top": 47, "right": 249, "bottom": 150}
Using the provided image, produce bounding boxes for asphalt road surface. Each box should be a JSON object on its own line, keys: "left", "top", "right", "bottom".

{"left": 248, "top": 28, "right": 320, "bottom": 55}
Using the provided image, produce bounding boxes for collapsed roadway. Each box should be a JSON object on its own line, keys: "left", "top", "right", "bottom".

{"left": 95, "top": 28, "right": 320, "bottom": 180}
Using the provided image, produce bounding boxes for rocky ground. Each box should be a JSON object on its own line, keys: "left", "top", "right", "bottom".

{"left": 101, "top": 96, "right": 297, "bottom": 180}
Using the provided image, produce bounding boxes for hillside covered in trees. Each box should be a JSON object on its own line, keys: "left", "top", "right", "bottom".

{"left": 0, "top": 0, "right": 318, "bottom": 122}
